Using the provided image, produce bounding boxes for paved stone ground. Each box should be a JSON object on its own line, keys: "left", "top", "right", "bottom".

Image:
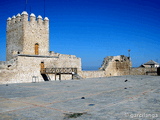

{"left": 0, "top": 75, "right": 160, "bottom": 120}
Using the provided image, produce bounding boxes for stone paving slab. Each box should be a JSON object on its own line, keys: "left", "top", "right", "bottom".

{"left": 0, "top": 75, "right": 160, "bottom": 120}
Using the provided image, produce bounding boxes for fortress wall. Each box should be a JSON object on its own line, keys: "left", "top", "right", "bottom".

{"left": 50, "top": 55, "right": 81, "bottom": 71}
{"left": 0, "top": 55, "right": 81, "bottom": 84}
{"left": 23, "top": 14, "right": 49, "bottom": 56}
{"left": 0, "top": 58, "right": 17, "bottom": 69}
{"left": 104, "top": 60, "right": 131, "bottom": 76}
{"left": 6, "top": 14, "right": 23, "bottom": 61}
{"left": 0, "top": 69, "right": 18, "bottom": 84}
{"left": 98, "top": 55, "right": 131, "bottom": 77}
{"left": 0, "top": 61, "right": 7, "bottom": 69}
{"left": 78, "top": 70, "right": 106, "bottom": 78}
{"left": 130, "top": 67, "right": 157, "bottom": 75}
{"left": 17, "top": 55, "right": 81, "bottom": 82}
{"left": 78, "top": 67, "right": 157, "bottom": 79}
{"left": 78, "top": 62, "right": 130, "bottom": 79}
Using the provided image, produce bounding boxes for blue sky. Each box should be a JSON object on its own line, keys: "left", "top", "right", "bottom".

{"left": 0, "top": 0, "right": 160, "bottom": 70}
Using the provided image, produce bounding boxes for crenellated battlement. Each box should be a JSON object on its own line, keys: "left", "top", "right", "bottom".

{"left": 7, "top": 11, "right": 49, "bottom": 28}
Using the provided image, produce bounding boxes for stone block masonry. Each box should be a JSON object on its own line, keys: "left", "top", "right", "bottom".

{"left": 6, "top": 11, "right": 49, "bottom": 61}
{"left": 78, "top": 70, "right": 106, "bottom": 78}
{"left": 0, "top": 54, "right": 81, "bottom": 84}
{"left": 130, "top": 67, "right": 157, "bottom": 75}
{"left": 100, "top": 55, "right": 132, "bottom": 76}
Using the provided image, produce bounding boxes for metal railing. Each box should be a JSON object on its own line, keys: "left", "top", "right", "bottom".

{"left": 40, "top": 68, "right": 77, "bottom": 74}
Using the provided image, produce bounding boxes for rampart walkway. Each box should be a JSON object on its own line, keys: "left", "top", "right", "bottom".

{"left": 0, "top": 75, "right": 159, "bottom": 119}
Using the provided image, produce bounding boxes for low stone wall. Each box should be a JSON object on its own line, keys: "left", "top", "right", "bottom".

{"left": 130, "top": 67, "right": 157, "bottom": 75}
{"left": 0, "top": 58, "right": 17, "bottom": 69}
{"left": 78, "top": 67, "right": 158, "bottom": 79}
{"left": 78, "top": 70, "right": 106, "bottom": 78}
{"left": 0, "top": 69, "right": 18, "bottom": 84}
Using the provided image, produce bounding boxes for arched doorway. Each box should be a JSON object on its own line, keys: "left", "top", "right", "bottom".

{"left": 35, "top": 43, "right": 39, "bottom": 55}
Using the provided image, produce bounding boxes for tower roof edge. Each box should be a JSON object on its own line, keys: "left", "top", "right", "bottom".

{"left": 30, "top": 13, "right": 36, "bottom": 17}
{"left": 37, "top": 15, "right": 42, "bottom": 19}
{"left": 21, "top": 11, "right": 28, "bottom": 15}
{"left": 7, "top": 17, "right": 11, "bottom": 21}
{"left": 44, "top": 17, "right": 49, "bottom": 21}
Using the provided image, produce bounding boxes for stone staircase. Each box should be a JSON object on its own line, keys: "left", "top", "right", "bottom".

{"left": 73, "top": 73, "right": 83, "bottom": 80}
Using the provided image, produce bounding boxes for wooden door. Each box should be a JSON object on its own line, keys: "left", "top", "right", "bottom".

{"left": 40, "top": 62, "right": 45, "bottom": 73}
{"left": 35, "top": 43, "right": 39, "bottom": 55}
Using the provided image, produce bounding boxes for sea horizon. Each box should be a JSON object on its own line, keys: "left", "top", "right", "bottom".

{"left": 82, "top": 66, "right": 100, "bottom": 71}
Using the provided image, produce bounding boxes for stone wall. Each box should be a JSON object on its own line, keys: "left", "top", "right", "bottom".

{"left": 130, "top": 67, "right": 157, "bottom": 75}
{"left": 100, "top": 55, "right": 131, "bottom": 76}
{"left": 0, "top": 54, "right": 81, "bottom": 84}
{"left": 0, "top": 58, "right": 17, "bottom": 69}
{"left": 78, "top": 70, "right": 106, "bottom": 78}
{"left": 77, "top": 67, "right": 158, "bottom": 79}
{"left": 76, "top": 55, "right": 132, "bottom": 79}
{"left": 0, "top": 69, "right": 18, "bottom": 84}
{"left": 7, "top": 14, "right": 23, "bottom": 61}
{"left": 0, "top": 54, "right": 158, "bottom": 84}
{"left": 23, "top": 13, "right": 49, "bottom": 56}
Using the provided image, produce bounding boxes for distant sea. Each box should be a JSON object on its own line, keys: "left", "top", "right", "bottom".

{"left": 82, "top": 66, "right": 99, "bottom": 71}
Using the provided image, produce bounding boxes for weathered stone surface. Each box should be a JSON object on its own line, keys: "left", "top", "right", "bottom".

{"left": 6, "top": 11, "right": 49, "bottom": 60}
{"left": 79, "top": 70, "right": 106, "bottom": 78}
{"left": 0, "top": 55, "right": 81, "bottom": 84}
{"left": 130, "top": 67, "right": 157, "bottom": 75}
{"left": 100, "top": 55, "right": 132, "bottom": 76}
{"left": 0, "top": 76, "right": 159, "bottom": 119}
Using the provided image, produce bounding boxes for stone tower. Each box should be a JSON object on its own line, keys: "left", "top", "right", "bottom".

{"left": 6, "top": 11, "right": 49, "bottom": 61}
